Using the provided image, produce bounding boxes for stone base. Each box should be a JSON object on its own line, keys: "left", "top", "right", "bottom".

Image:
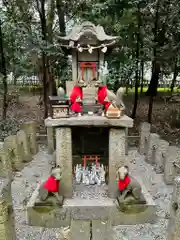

{"left": 27, "top": 181, "right": 156, "bottom": 228}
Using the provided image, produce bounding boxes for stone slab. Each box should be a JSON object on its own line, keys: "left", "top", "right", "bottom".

{"left": 92, "top": 220, "right": 111, "bottom": 240}
{"left": 27, "top": 181, "right": 156, "bottom": 228}
{"left": 71, "top": 220, "right": 90, "bottom": 240}
{"left": 44, "top": 115, "right": 133, "bottom": 128}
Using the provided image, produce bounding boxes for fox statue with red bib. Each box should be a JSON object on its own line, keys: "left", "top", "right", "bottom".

{"left": 95, "top": 79, "right": 125, "bottom": 118}
{"left": 38, "top": 165, "right": 64, "bottom": 206}
{"left": 116, "top": 166, "right": 145, "bottom": 205}
{"left": 69, "top": 78, "right": 87, "bottom": 116}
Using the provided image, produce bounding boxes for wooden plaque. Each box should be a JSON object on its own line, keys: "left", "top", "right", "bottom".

{"left": 52, "top": 105, "right": 69, "bottom": 118}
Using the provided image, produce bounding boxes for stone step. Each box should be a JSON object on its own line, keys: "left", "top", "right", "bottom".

{"left": 71, "top": 220, "right": 91, "bottom": 240}
{"left": 92, "top": 220, "right": 112, "bottom": 240}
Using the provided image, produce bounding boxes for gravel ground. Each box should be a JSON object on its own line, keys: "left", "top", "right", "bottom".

{"left": 11, "top": 147, "right": 173, "bottom": 240}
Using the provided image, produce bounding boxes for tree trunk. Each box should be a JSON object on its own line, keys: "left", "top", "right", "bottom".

{"left": 56, "top": 0, "right": 68, "bottom": 88}
{"left": 0, "top": 19, "right": 8, "bottom": 120}
{"left": 56, "top": 0, "right": 66, "bottom": 36}
{"left": 47, "top": 0, "right": 57, "bottom": 96}
{"left": 36, "top": 0, "right": 49, "bottom": 118}
{"left": 170, "top": 59, "right": 178, "bottom": 92}
{"left": 140, "top": 60, "right": 144, "bottom": 93}
{"left": 146, "top": 60, "right": 160, "bottom": 96}
{"left": 147, "top": 60, "right": 160, "bottom": 123}
{"left": 131, "top": 5, "right": 141, "bottom": 119}
{"left": 146, "top": 0, "right": 160, "bottom": 97}
{"left": 148, "top": 95, "right": 153, "bottom": 123}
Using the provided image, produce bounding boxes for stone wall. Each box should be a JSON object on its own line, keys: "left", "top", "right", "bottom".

{"left": 138, "top": 122, "right": 180, "bottom": 186}
{"left": 0, "top": 121, "right": 38, "bottom": 180}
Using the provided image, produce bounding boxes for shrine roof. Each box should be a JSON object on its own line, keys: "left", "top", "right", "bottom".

{"left": 58, "top": 21, "right": 119, "bottom": 43}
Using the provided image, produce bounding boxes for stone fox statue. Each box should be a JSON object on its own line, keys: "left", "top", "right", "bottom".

{"left": 57, "top": 86, "right": 65, "bottom": 98}
{"left": 39, "top": 165, "right": 64, "bottom": 205}
{"left": 116, "top": 166, "right": 145, "bottom": 204}
{"left": 95, "top": 80, "right": 125, "bottom": 117}
{"left": 69, "top": 78, "right": 87, "bottom": 114}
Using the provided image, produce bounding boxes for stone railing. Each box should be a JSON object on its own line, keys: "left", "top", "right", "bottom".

{"left": 167, "top": 175, "right": 180, "bottom": 240}
{"left": 0, "top": 177, "right": 16, "bottom": 239}
{"left": 0, "top": 121, "right": 38, "bottom": 180}
{"left": 138, "top": 122, "right": 180, "bottom": 185}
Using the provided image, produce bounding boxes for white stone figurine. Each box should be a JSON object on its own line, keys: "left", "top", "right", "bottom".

{"left": 85, "top": 172, "right": 90, "bottom": 185}
{"left": 82, "top": 167, "right": 86, "bottom": 184}
{"left": 57, "top": 86, "right": 65, "bottom": 98}
{"left": 95, "top": 168, "right": 101, "bottom": 185}
{"left": 89, "top": 170, "right": 95, "bottom": 185}
{"left": 99, "top": 164, "right": 105, "bottom": 183}
{"left": 75, "top": 164, "right": 82, "bottom": 184}
{"left": 94, "top": 174, "right": 101, "bottom": 186}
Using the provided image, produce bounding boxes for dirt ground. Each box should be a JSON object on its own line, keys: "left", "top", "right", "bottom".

{"left": 0, "top": 92, "right": 180, "bottom": 146}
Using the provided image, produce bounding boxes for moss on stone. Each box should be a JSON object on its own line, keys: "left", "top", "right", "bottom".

{"left": 33, "top": 206, "right": 54, "bottom": 214}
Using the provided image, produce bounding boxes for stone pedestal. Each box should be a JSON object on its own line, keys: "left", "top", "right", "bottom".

{"left": 164, "top": 146, "right": 180, "bottom": 185}
{"left": 109, "top": 128, "right": 126, "bottom": 198}
{"left": 4, "top": 135, "right": 23, "bottom": 171}
{"left": 138, "top": 122, "right": 151, "bottom": 155}
{"left": 22, "top": 121, "right": 38, "bottom": 155}
{"left": 45, "top": 115, "right": 133, "bottom": 199}
{"left": 47, "top": 127, "right": 55, "bottom": 154}
{"left": 146, "top": 133, "right": 160, "bottom": 164}
{"left": 56, "top": 128, "right": 73, "bottom": 198}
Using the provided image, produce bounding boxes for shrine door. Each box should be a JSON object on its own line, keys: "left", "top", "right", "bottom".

{"left": 77, "top": 51, "right": 99, "bottom": 84}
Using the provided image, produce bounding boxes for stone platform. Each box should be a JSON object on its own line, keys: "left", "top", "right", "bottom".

{"left": 45, "top": 115, "right": 133, "bottom": 128}
{"left": 27, "top": 180, "right": 156, "bottom": 228}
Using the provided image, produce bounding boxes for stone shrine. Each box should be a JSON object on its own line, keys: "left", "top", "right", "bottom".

{"left": 27, "top": 22, "right": 156, "bottom": 239}
{"left": 59, "top": 21, "right": 119, "bottom": 103}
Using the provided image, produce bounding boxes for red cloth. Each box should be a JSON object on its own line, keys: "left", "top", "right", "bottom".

{"left": 43, "top": 176, "right": 60, "bottom": 193}
{"left": 70, "top": 86, "right": 83, "bottom": 113}
{"left": 118, "top": 176, "right": 131, "bottom": 192}
{"left": 97, "top": 86, "right": 111, "bottom": 111}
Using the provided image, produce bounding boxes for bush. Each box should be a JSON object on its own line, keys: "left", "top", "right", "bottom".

{"left": 0, "top": 119, "right": 20, "bottom": 141}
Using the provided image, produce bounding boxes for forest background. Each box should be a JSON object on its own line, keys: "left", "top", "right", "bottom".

{"left": 1, "top": 0, "right": 180, "bottom": 145}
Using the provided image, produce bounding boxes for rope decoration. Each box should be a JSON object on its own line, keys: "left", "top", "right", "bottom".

{"left": 59, "top": 40, "right": 116, "bottom": 53}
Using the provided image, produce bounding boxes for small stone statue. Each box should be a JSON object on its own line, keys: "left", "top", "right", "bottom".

{"left": 82, "top": 167, "right": 86, "bottom": 184}
{"left": 57, "top": 86, "right": 65, "bottom": 98}
{"left": 38, "top": 165, "right": 64, "bottom": 205}
{"left": 85, "top": 172, "right": 90, "bottom": 185}
{"left": 99, "top": 164, "right": 105, "bottom": 183}
{"left": 69, "top": 78, "right": 87, "bottom": 116}
{"left": 94, "top": 170, "right": 101, "bottom": 186}
{"left": 95, "top": 79, "right": 125, "bottom": 118}
{"left": 116, "top": 166, "right": 146, "bottom": 205}
{"left": 75, "top": 164, "right": 82, "bottom": 184}
{"left": 89, "top": 170, "right": 95, "bottom": 185}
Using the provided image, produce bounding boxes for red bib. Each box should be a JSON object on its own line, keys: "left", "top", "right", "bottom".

{"left": 70, "top": 86, "right": 83, "bottom": 113}
{"left": 118, "top": 176, "right": 130, "bottom": 192}
{"left": 43, "top": 176, "right": 60, "bottom": 193}
{"left": 97, "top": 86, "right": 112, "bottom": 111}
